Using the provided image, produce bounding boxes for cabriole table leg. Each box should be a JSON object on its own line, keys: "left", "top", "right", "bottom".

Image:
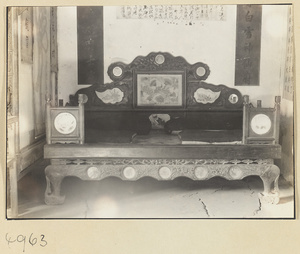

{"left": 258, "top": 165, "right": 280, "bottom": 205}
{"left": 44, "top": 165, "right": 66, "bottom": 205}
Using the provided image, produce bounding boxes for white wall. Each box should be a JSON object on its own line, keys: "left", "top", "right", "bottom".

{"left": 253, "top": 5, "right": 289, "bottom": 107}
{"left": 103, "top": 6, "right": 237, "bottom": 86}
{"left": 57, "top": 7, "right": 90, "bottom": 106}
{"left": 57, "top": 5, "right": 290, "bottom": 108}
{"left": 18, "top": 62, "right": 34, "bottom": 149}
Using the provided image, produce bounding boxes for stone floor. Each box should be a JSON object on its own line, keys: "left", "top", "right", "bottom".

{"left": 7, "top": 160, "right": 295, "bottom": 219}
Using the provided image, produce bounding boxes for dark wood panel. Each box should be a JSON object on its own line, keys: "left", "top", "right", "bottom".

{"left": 235, "top": 5, "right": 262, "bottom": 86}
{"left": 185, "top": 111, "right": 243, "bottom": 130}
{"left": 44, "top": 144, "right": 281, "bottom": 159}
{"left": 77, "top": 6, "right": 103, "bottom": 85}
{"left": 84, "top": 111, "right": 243, "bottom": 132}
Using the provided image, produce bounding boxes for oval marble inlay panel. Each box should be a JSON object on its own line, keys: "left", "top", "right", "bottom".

{"left": 193, "top": 88, "right": 221, "bottom": 104}
{"left": 95, "top": 88, "right": 124, "bottom": 104}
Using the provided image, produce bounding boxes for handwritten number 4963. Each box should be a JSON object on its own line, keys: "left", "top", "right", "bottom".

{"left": 6, "top": 233, "right": 47, "bottom": 252}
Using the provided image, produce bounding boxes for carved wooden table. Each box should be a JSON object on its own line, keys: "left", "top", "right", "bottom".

{"left": 44, "top": 143, "right": 281, "bottom": 205}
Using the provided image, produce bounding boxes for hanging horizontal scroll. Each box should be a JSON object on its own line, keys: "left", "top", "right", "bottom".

{"left": 117, "top": 5, "right": 226, "bottom": 23}
{"left": 235, "top": 5, "right": 262, "bottom": 86}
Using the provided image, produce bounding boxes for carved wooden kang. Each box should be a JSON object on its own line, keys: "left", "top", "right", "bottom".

{"left": 44, "top": 52, "right": 282, "bottom": 206}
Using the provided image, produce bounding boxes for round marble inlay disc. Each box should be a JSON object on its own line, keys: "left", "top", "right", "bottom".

{"left": 228, "top": 94, "right": 239, "bottom": 104}
{"left": 194, "top": 166, "right": 209, "bottom": 180}
{"left": 229, "top": 166, "right": 243, "bottom": 179}
{"left": 87, "top": 166, "right": 101, "bottom": 179}
{"left": 123, "top": 166, "right": 136, "bottom": 179}
{"left": 155, "top": 54, "right": 165, "bottom": 64}
{"left": 159, "top": 166, "right": 172, "bottom": 179}
{"left": 112, "top": 66, "right": 123, "bottom": 77}
{"left": 250, "top": 114, "right": 272, "bottom": 135}
{"left": 54, "top": 112, "right": 77, "bottom": 135}
{"left": 196, "top": 66, "right": 206, "bottom": 77}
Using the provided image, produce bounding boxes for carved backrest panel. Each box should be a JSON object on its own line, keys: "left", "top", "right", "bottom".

{"left": 70, "top": 52, "right": 243, "bottom": 111}
{"left": 69, "top": 52, "right": 244, "bottom": 135}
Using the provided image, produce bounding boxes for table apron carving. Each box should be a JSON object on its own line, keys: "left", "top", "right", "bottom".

{"left": 45, "top": 158, "right": 280, "bottom": 205}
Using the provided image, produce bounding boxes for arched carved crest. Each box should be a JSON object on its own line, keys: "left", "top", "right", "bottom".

{"left": 70, "top": 52, "right": 242, "bottom": 111}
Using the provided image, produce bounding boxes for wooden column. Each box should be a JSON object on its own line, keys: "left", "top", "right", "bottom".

{"left": 7, "top": 7, "right": 20, "bottom": 218}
